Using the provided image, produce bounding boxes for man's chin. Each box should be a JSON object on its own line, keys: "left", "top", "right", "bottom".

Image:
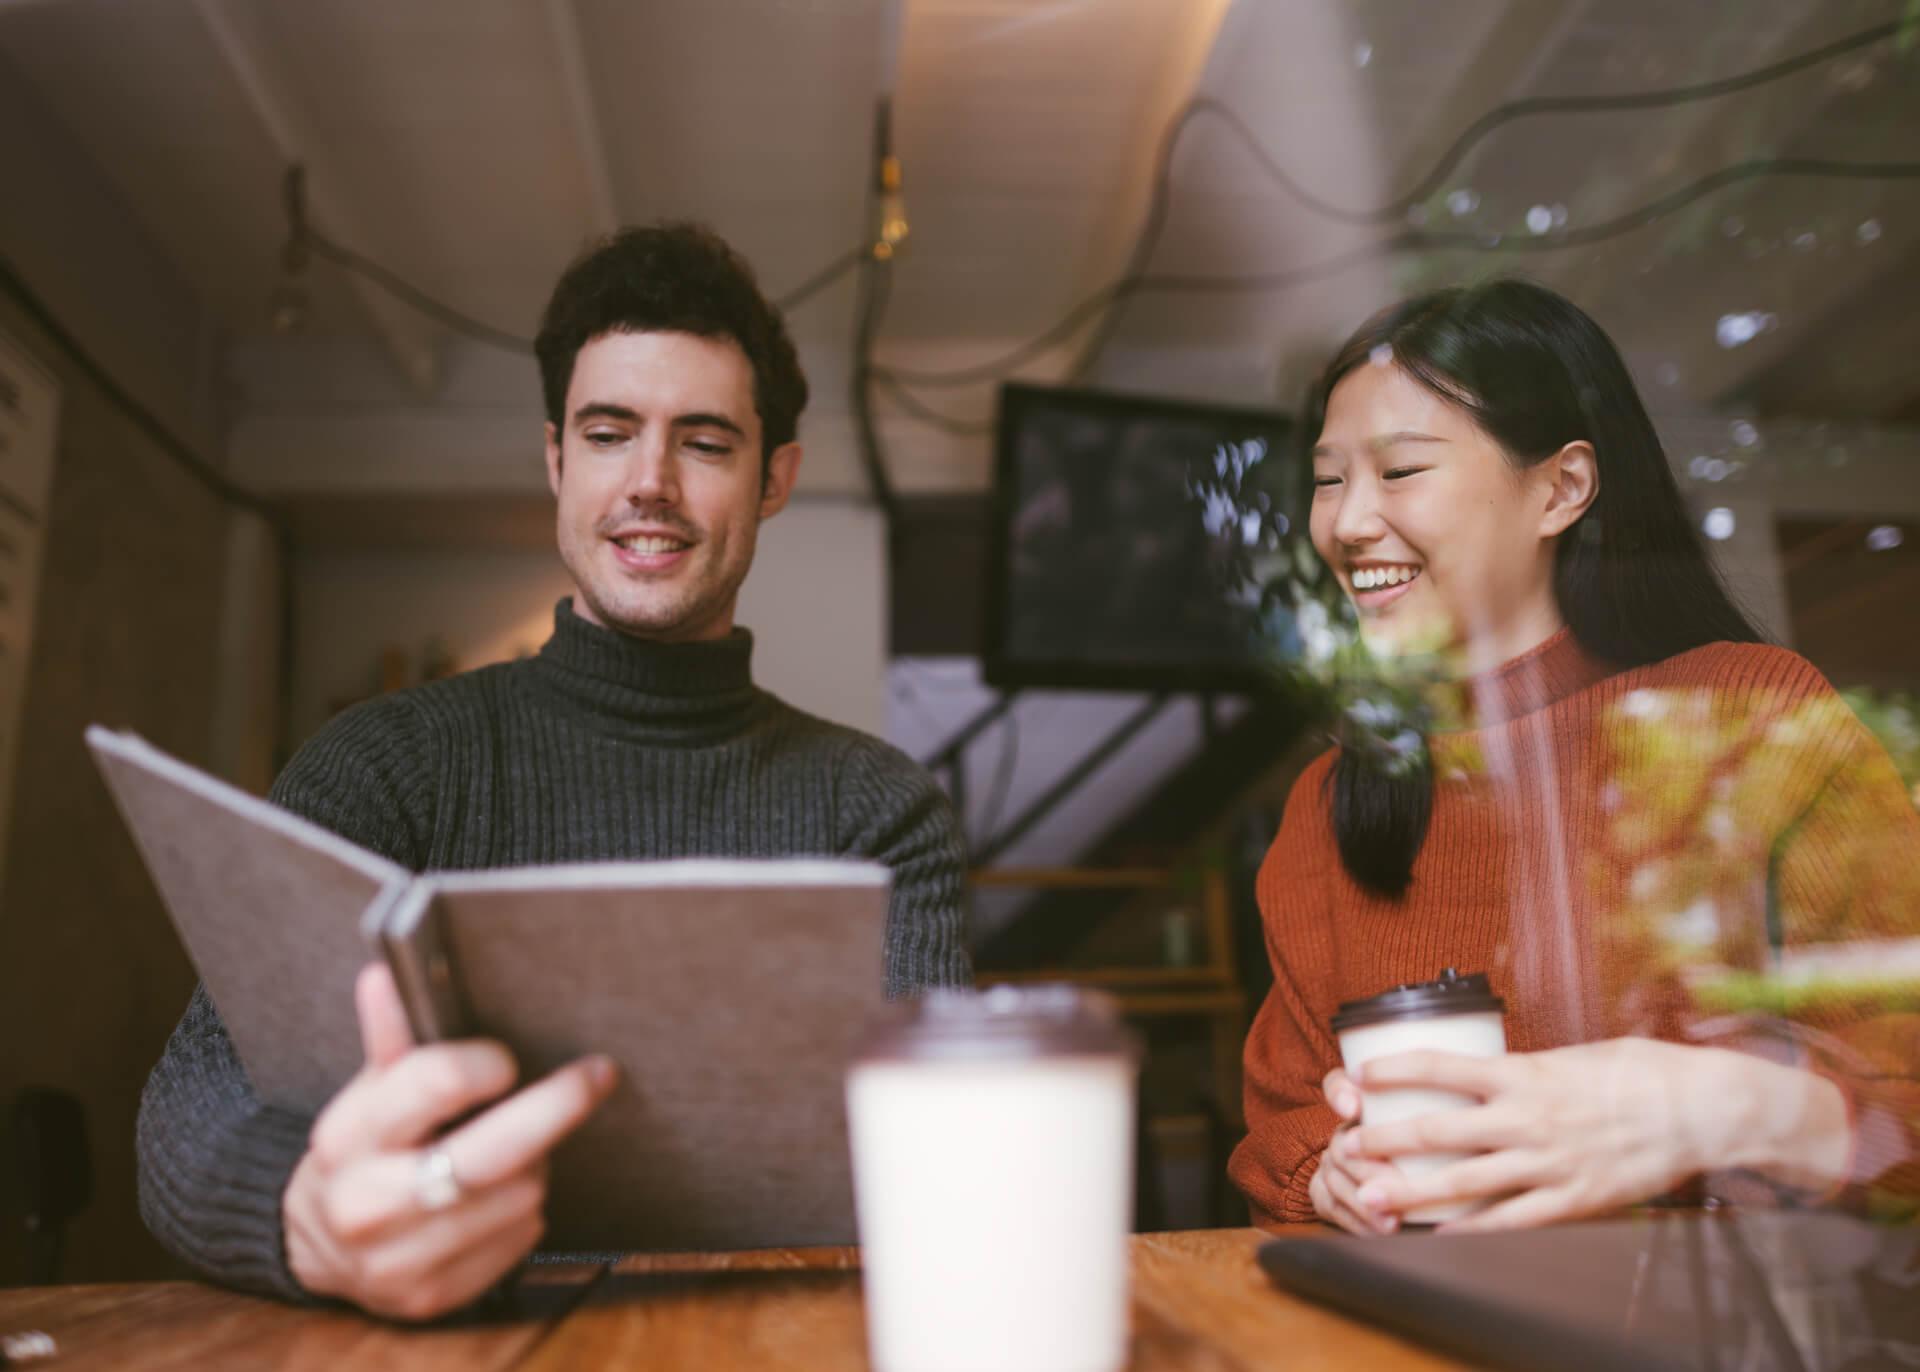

{"left": 579, "top": 587, "right": 730, "bottom": 643}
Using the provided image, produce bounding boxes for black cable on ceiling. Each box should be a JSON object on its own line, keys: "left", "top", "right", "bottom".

{"left": 871, "top": 368, "right": 995, "bottom": 437}
{"left": 1205, "top": 16, "right": 1912, "bottom": 226}
{"left": 882, "top": 15, "right": 1917, "bottom": 395}
{"left": 877, "top": 155, "right": 1920, "bottom": 395}
{"left": 275, "top": 19, "right": 1918, "bottom": 419}
{"left": 302, "top": 224, "right": 871, "bottom": 358}
{"left": 849, "top": 248, "right": 902, "bottom": 520}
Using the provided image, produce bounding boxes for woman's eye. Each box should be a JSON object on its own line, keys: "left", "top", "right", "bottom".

{"left": 1384, "top": 466, "right": 1426, "bottom": 480}
{"left": 1313, "top": 476, "right": 1341, "bottom": 489}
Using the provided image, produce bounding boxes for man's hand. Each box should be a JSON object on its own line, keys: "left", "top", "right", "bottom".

{"left": 1340, "top": 1038, "right": 1850, "bottom": 1233}
{"left": 283, "top": 964, "right": 618, "bottom": 1321}
{"left": 1307, "top": 1066, "right": 1404, "bottom": 1235}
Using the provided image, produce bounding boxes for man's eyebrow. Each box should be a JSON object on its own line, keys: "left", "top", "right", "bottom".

{"left": 569, "top": 404, "right": 748, "bottom": 440}
{"left": 572, "top": 402, "right": 638, "bottom": 425}
{"left": 673, "top": 411, "right": 747, "bottom": 438}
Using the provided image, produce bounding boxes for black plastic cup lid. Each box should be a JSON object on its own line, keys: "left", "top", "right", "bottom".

{"left": 854, "top": 985, "right": 1142, "bottom": 1063}
{"left": 1330, "top": 968, "right": 1505, "bottom": 1033}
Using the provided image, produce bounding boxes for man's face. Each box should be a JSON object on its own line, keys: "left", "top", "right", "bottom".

{"left": 545, "top": 330, "right": 801, "bottom": 642}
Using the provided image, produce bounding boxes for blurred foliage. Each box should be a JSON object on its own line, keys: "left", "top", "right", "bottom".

{"left": 1839, "top": 686, "right": 1920, "bottom": 809}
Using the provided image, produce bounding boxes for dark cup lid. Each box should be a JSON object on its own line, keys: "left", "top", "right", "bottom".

{"left": 855, "top": 985, "right": 1142, "bottom": 1063}
{"left": 1329, "top": 968, "right": 1505, "bottom": 1033}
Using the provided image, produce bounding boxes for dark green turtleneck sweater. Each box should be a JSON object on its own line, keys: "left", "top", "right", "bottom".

{"left": 136, "top": 600, "right": 969, "bottom": 1298}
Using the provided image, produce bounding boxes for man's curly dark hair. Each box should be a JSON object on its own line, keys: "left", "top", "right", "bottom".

{"left": 535, "top": 222, "right": 808, "bottom": 473}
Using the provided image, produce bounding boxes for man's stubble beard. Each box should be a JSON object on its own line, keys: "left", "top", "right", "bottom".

{"left": 566, "top": 529, "right": 752, "bottom": 642}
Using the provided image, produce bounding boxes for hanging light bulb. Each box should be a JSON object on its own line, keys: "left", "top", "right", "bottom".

{"left": 870, "top": 98, "right": 909, "bottom": 261}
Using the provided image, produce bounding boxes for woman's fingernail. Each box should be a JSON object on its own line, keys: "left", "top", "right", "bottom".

{"left": 1358, "top": 1183, "right": 1387, "bottom": 1212}
{"left": 1336, "top": 1087, "right": 1359, "bottom": 1117}
{"left": 588, "top": 1055, "right": 619, "bottom": 1090}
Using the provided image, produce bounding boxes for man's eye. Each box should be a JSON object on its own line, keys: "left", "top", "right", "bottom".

{"left": 688, "top": 440, "right": 731, "bottom": 457}
{"left": 584, "top": 431, "right": 624, "bottom": 447}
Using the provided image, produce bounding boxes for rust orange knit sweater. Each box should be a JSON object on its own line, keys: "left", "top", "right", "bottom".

{"left": 1230, "top": 629, "right": 1920, "bottom": 1224}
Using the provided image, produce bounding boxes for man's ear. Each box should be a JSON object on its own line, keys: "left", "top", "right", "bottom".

{"left": 1539, "top": 440, "right": 1598, "bottom": 538}
{"left": 544, "top": 422, "right": 564, "bottom": 499}
{"left": 758, "top": 442, "right": 803, "bottom": 520}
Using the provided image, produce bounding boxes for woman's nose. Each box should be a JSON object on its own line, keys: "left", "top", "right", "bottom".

{"left": 1330, "top": 480, "right": 1385, "bottom": 546}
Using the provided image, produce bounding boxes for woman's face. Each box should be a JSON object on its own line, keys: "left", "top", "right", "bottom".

{"left": 1310, "top": 357, "right": 1590, "bottom": 671}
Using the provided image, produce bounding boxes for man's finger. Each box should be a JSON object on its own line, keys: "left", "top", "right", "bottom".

{"left": 440, "top": 1055, "right": 618, "bottom": 1189}
{"left": 398, "top": 1210, "right": 547, "bottom": 1322}
{"left": 1356, "top": 1050, "right": 1508, "bottom": 1097}
{"left": 324, "top": 1154, "right": 544, "bottom": 1251}
{"left": 353, "top": 1181, "right": 547, "bottom": 1323}
{"left": 356, "top": 963, "right": 416, "bottom": 1070}
{"left": 313, "top": 1042, "right": 519, "bottom": 1164}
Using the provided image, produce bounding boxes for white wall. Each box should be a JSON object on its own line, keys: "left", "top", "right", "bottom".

{"left": 289, "top": 500, "right": 887, "bottom": 748}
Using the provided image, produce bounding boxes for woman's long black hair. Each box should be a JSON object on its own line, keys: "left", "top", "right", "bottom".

{"left": 1306, "top": 279, "right": 1765, "bottom": 897}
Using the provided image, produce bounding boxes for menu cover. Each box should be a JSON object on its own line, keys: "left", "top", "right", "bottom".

{"left": 88, "top": 725, "right": 891, "bottom": 1249}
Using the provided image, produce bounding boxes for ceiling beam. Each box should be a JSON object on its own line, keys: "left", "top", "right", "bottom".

{"left": 191, "top": 0, "right": 442, "bottom": 394}
{"left": 542, "top": 0, "right": 620, "bottom": 237}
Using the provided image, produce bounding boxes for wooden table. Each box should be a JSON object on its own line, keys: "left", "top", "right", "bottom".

{"left": 0, "top": 1228, "right": 1476, "bottom": 1370}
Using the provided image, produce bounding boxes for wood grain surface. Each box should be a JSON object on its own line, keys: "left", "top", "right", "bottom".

{"left": 0, "top": 1230, "right": 1477, "bottom": 1370}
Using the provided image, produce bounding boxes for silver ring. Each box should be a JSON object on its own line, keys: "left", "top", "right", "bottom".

{"left": 415, "top": 1147, "right": 462, "bottom": 1212}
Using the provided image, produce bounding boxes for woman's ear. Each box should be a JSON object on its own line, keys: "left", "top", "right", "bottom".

{"left": 1539, "top": 440, "right": 1599, "bottom": 538}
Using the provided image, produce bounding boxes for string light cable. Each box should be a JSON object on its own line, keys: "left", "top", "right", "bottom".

{"left": 281, "top": 165, "right": 873, "bottom": 354}
{"left": 265, "top": 19, "right": 1917, "bottom": 417}
{"left": 877, "top": 16, "right": 1920, "bottom": 400}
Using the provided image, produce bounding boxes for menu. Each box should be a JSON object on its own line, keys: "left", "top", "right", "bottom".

{"left": 0, "top": 325, "right": 60, "bottom": 883}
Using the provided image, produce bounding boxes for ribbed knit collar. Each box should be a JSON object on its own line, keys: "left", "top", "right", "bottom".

{"left": 526, "top": 598, "right": 763, "bottom": 741}
{"left": 1468, "top": 626, "right": 1614, "bottom": 724}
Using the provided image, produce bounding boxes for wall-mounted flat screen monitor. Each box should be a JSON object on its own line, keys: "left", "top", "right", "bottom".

{"left": 984, "top": 382, "right": 1297, "bottom": 692}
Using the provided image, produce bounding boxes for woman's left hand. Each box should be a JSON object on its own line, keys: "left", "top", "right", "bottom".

{"left": 1342, "top": 1037, "right": 1850, "bottom": 1232}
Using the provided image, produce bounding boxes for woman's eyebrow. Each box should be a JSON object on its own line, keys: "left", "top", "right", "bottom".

{"left": 1367, "top": 430, "right": 1448, "bottom": 451}
{"left": 1312, "top": 430, "right": 1447, "bottom": 459}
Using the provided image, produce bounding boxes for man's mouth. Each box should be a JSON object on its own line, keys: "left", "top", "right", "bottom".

{"left": 608, "top": 529, "right": 696, "bottom": 570}
{"left": 613, "top": 533, "right": 692, "bottom": 555}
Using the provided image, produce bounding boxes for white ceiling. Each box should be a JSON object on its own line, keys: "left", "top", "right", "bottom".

{"left": 1, "top": 0, "right": 1916, "bottom": 504}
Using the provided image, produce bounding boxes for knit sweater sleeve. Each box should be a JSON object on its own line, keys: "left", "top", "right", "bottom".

{"left": 1764, "top": 686, "right": 1920, "bottom": 1218}
{"left": 1228, "top": 753, "right": 1343, "bottom": 1224}
{"left": 833, "top": 733, "right": 972, "bottom": 997}
{"left": 136, "top": 693, "right": 437, "bottom": 1298}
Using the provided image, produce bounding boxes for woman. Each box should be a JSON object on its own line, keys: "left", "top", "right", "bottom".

{"left": 1229, "top": 279, "right": 1920, "bottom": 1235}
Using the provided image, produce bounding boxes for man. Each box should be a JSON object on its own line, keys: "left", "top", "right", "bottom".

{"left": 136, "top": 223, "right": 970, "bottom": 1320}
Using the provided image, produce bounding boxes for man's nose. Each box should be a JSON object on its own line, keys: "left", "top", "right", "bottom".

{"left": 623, "top": 435, "right": 679, "bottom": 506}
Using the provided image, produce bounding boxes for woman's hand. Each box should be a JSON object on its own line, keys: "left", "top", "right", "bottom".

{"left": 1308, "top": 1067, "right": 1405, "bottom": 1235}
{"left": 1341, "top": 1038, "right": 1850, "bottom": 1232}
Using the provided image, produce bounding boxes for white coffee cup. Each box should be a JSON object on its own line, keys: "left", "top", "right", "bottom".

{"left": 846, "top": 986, "right": 1140, "bottom": 1372}
{"left": 1332, "top": 968, "right": 1508, "bottom": 1225}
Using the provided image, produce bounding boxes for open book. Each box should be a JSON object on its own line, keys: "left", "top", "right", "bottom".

{"left": 88, "top": 725, "right": 890, "bottom": 1251}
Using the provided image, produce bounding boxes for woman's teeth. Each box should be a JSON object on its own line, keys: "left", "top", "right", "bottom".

{"left": 1352, "top": 566, "right": 1420, "bottom": 591}
{"left": 618, "top": 535, "right": 689, "bottom": 554}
